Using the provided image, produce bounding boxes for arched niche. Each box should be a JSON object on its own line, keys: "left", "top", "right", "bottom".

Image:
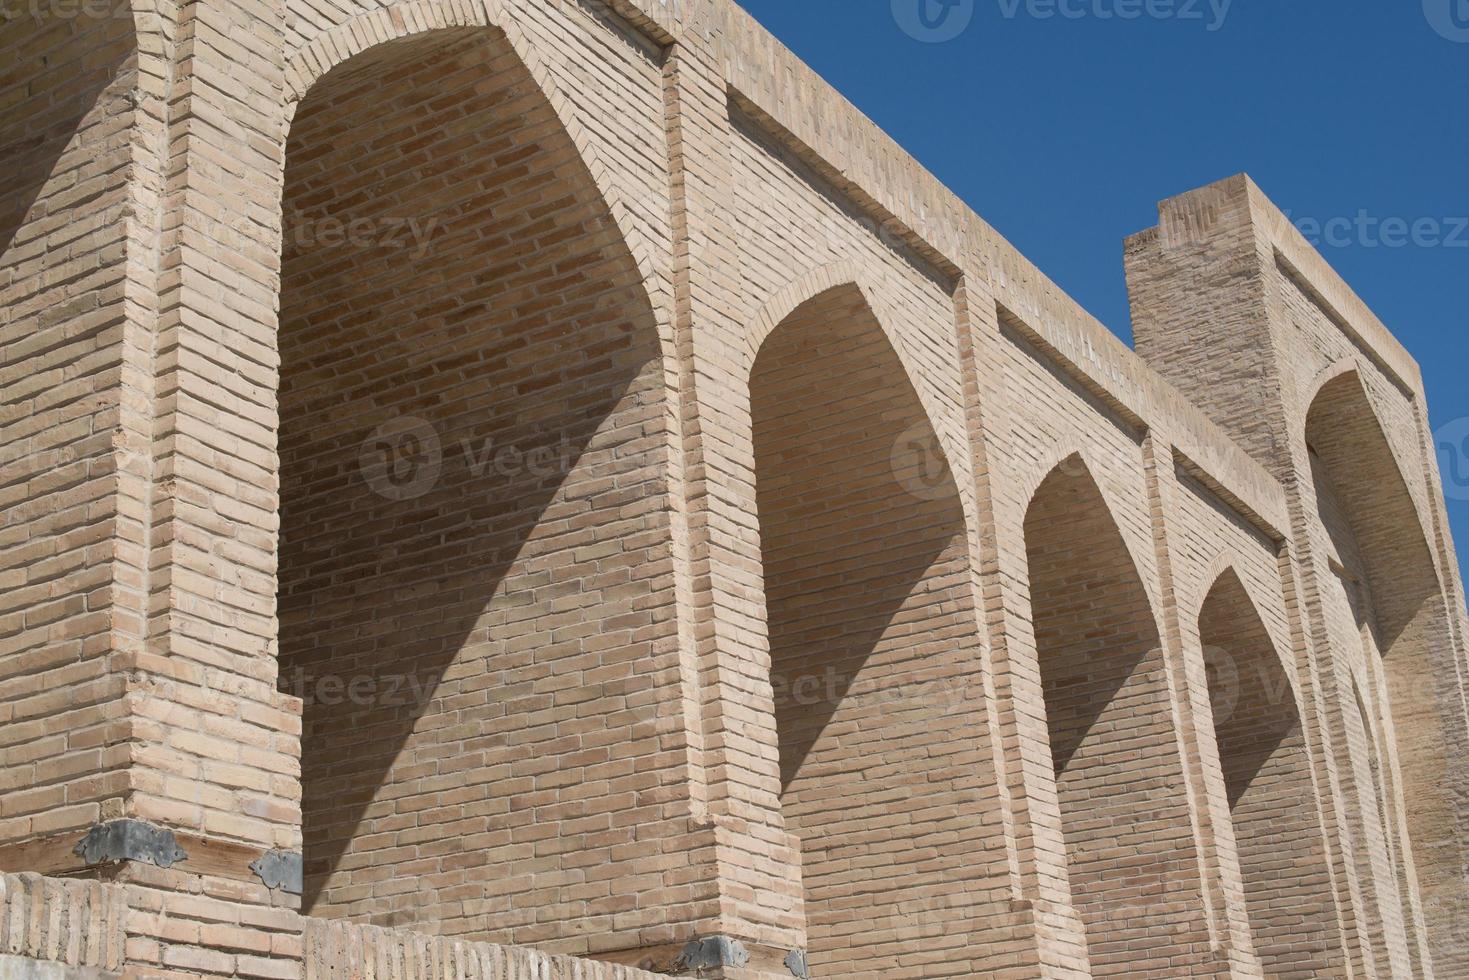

{"left": 1305, "top": 368, "right": 1466, "bottom": 976}
{"left": 1022, "top": 455, "right": 1210, "bottom": 977}
{"left": 750, "top": 282, "right": 1008, "bottom": 975}
{"left": 275, "top": 23, "right": 684, "bottom": 955}
{"left": 1198, "top": 568, "right": 1342, "bottom": 977}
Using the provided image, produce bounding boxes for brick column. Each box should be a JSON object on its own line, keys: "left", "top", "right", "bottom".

{"left": 1141, "top": 430, "right": 1265, "bottom": 978}
{"left": 3, "top": 4, "right": 302, "bottom": 973}
{"left": 950, "top": 275, "right": 1088, "bottom": 979}
{"left": 121, "top": 0, "right": 302, "bottom": 976}
{"left": 652, "top": 15, "right": 807, "bottom": 979}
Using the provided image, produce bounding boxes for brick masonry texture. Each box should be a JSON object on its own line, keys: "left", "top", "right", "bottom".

{"left": 2, "top": 1, "right": 1467, "bottom": 978}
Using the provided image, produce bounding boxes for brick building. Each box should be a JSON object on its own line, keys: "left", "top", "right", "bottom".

{"left": 2, "top": 1, "right": 1466, "bottom": 977}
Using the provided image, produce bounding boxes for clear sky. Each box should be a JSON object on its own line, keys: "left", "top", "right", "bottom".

{"left": 737, "top": 0, "right": 1469, "bottom": 586}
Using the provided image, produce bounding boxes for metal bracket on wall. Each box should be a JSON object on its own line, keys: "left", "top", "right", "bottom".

{"left": 73, "top": 820, "right": 187, "bottom": 869}
{"left": 673, "top": 936, "right": 751, "bottom": 973}
{"left": 248, "top": 850, "right": 304, "bottom": 895}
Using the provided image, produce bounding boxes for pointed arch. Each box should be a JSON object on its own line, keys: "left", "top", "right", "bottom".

{"left": 1021, "top": 454, "right": 1211, "bottom": 976}
{"left": 1303, "top": 360, "right": 1437, "bottom": 565}
{"left": 274, "top": 18, "right": 688, "bottom": 956}
{"left": 283, "top": 0, "right": 666, "bottom": 323}
{"left": 1017, "top": 447, "right": 1163, "bottom": 635}
{"left": 749, "top": 280, "right": 1009, "bottom": 973}
{"left": 747, "top": 266, "right": 966, "bottom": 484}
{"left": 1195, "top": 554, "right": 1295, "bottom": 688}
{"left": 1196, "top": 567, "right": 1342, "bottom": 976}
{"left": 1306, "top": 366, "right": 1467, "bottom": 975}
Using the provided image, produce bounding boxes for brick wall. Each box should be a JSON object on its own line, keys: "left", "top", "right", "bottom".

{"left": 1307, "top": 380, "right": 1447, "bottom": 977}
{"left": 4, "top": 3, "right": 1468, "bottom": 979}
{"left": 750, "top": 285, "right": 1013, "bottom": 976}
{"left": 1, "top": 3, "right": 139, "bottom": 852}
{"left": 1023, "top": 458, "right": 1217, "bottom": 978}
{"left": 1198, "top": 569, "right": 1343, "bottom": 978}
{"left": 275, "top": 26, "right": 706, "bottom": 957}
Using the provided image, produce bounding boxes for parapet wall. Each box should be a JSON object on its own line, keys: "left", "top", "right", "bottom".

{"left": 0, "top": 873, "right": 662, "bottom": 980}
{"left": 0, "top": 874, "right": 126, "bottom": 978}
{"left": 302, "top": 919, "right": 664, "bottom": 980}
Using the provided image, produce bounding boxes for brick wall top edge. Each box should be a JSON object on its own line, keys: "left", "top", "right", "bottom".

{"left": 701, "top": 0, "right": 1291, "bottom": 529}
{"left": 1246, "top": 178, "right": 1423, "bottom": 393}
{"left": 1136, "top": 172, "right": 1423, "bottom": 395}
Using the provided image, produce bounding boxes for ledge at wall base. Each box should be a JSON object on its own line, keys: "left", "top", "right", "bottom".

{"left": 0, "top": 820, "right": 301, "bottom": 895}
{"left": 595, "top": 937, "right": 808, "bottom": 978}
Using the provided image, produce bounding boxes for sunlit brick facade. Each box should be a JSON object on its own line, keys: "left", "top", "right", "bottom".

{"left": 3, "top": 2, "right": 1466, "bottom": 977}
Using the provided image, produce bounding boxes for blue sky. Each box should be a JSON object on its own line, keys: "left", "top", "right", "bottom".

{"left": 737, "top": 0, "right": 1469, "bottom": 587}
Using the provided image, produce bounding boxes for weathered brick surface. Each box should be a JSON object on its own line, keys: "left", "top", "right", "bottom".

{"left": 275, "top": 25, "right": 704, "bottom": 953}
{"left": 1023, "top": 457, "right": 1218, "bottom": 978}
{"left": 1, "top": 1, "right": 139, "bottom": 854}
{"left": 752, "top": 285, "right": 1015, "bottom": 977}
{"left": 0, "top": 873, "right": 126, "bottom": 973}
{"left": 3, "top": 3, "right": 1467, "bottom": 979}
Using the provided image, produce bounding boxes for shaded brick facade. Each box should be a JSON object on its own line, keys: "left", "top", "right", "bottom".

{"left": 3, "top": 1, "right": 1466, "bottom": 978}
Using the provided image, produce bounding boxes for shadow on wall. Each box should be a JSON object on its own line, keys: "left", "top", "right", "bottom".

{"left": 1199, "top": 570, "right": 1298, "bottom": 810}
{"left": 750, "top": 284, "right": 1014, "bottom": 977}
{"left": 1026, "top": 459, "right": 1160, "bottom": 777}
{"left": 1024, "top": 456, "right": 1218, "bottom": 978}
{"left": 752, "top": 286, "right": 970, "bottom": 786}
{"left": 1, "top": 13, "right": 136, "bottom": 270}
{"left": 276, "top": 28, "right": 670, "bottom": 928}
{"left": 1199, "top": 569, "right": 1344, "bottom": 979}
{"left": 1306, "top": 370, "right": 1464, "bottom": 976}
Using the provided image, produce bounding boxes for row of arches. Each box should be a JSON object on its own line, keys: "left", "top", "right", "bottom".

{"left": 265, "top": 15, "right": 1461, "bottom": 979}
